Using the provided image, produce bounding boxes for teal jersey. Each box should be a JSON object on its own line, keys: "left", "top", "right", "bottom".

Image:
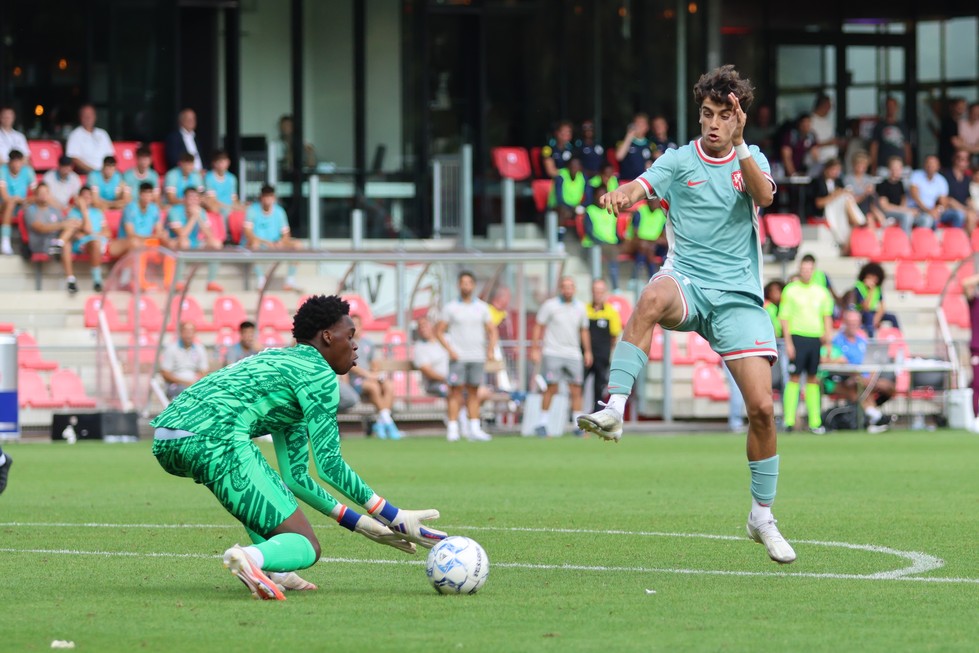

{"left": 121, "top": 201, "right": 162, "bottom": 237}
{"left": 245, "top": 202, "right": 289, "bottom": 243}
{"left": 151, "top": 344, "right": 374, "bottom": 507}
{"left": 123, "top": 168, "right": 160, "bottom": 193}
{"left": 636, "top": 139, "right": 774, "bottom": 302}
{"left": 164, "top": 168, "right": 203, "bottom": 200}
{"left": 166, "top": 204, "right": 202, "bottom": 248}
{"left": 87, "top": 170, "right": 124, "bottom": 201}
{"left": 0, "top": 164, "right": 36, "bottom": 198}
{"left": 68, "top": 205, "right": 105, "bottom": 234}
{"left": 204, "top": 170, "right": 238, "bottom": 208}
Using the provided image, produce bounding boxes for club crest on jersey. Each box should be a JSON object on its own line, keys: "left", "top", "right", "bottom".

{"left": 731, "top": 170, "right": 744, "bottom": 192}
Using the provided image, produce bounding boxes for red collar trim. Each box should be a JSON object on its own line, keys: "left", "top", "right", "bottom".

{"left": 695, "top": 139, "right": 736, "bottom": 164}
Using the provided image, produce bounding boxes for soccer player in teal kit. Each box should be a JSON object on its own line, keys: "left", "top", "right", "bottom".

{"left": 577, "top": 65, "right": 795, "bottom": 564}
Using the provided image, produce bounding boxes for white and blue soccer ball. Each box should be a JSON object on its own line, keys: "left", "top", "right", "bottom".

{"left": 425, "top": 536, "right": 489, "bottom": 595}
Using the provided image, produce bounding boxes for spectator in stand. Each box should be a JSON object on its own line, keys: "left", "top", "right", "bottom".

{"left": 583, "top": 186, "right": 622, "bottom": 291}
{"left": 413, "top": 315, "right": 494, "bottom": 407}
{"left": 574, "top": 120, "right": 605, "bottom": 178}
{"left": 160, "top": 321, "right": 210, "bottom": 399}
{"left": 0, "top": 106, "right": 29, "bottom": 164}
{"left": 530, "top": 276, "right": 592, "bottom": 437}
{"left": 65, "top": 104, "right": 114, "bottom": 174}
{"left": 959, "top": 272, "right": 979, "bottom": 417}
{"left": 222, "top": 321, "right": 260, "bottom": 367}
{"left": 0, "top": 149, "right": 37, "bottom": 255}
{"left": 876, "top": 156, "right": 923, "bottom": 234}
{"left": 243, "top": 184, "right": 302, "bottom": 291}
{"left": 122, "top": 146, "right": 161, "bottom": 202}
{"left": 869, "top": 97, "right": 912, "bottom": 174}
{"left": 43, "top": 156, "right": 83, "bottom": 212}
{"left": 277, "top": 114, "right": 316, "bottom": 178}
{"left": 615, "top": 112, "right": 654, "bottom": 181}
{"left": 943, "top": 150, "right": 979, "bottom": 233}
{"left": 166, "top": 187, "right": 224, "bottom": 292}
{"left": 844, "top": 152, "right": 885, "bottom": 227}
{"left": 850, "top": 262, "right": 899, "bottom": 338}
{"left": 909, "top": 155, "right": 965, "bottom": 230}
{"left": 204, "top": 149, "right": 240, "bottom": 216}
{"left": 120, "top": 182, "right": 167, "bottom": 251}
{"left": 811, "top": 158, "right": 869, "bottom": 250}
{"left": 764, "top": 280, "right": 788, "bottom": 394}
{"left": 584, "top": 278, "right": 621, "bottom": 413}
{"left": 87, "top": 155, "right": 129, "bottom": 210}
{"left": 588, "top": 161, "right": 619, "bottom": 192}
{"left": 810, "top": 94, "right": 843, "bottom": 170}
{"left": 744, "top": 105, "right": 778, "bottom": 170}
{"left": 780, "top": 114, "right": 818, "bottom": 177}
{"left": 952, "top": 102, "right": 979, "bottom": 169}
{"left": 165, "top": 108, "right": 203, "bottom": 170}
{"left": 66, "top": 186, "right": 114, "bottom": 292}
{"left": 939, "top": 97, "right": 967, "bottom": 168}
{"left": 542, "top": 119, "right": 575, "bottom": 178}
{"left": 971, "top": 168, "right": 979, "bottom": 214}
{"left": 650, "top": 115, "right": 678, "bottom": 160}
{"left": 344, "top": 314, "right": 403, "bottom": 440}
{"left": 24, "top": 183, "right": 81, "bottom": 292}
{"left": 164, "top": 153, "right": 204, "bottom": 206}
{"left": 550, "top": 157, "right": 591, "bottom": 226}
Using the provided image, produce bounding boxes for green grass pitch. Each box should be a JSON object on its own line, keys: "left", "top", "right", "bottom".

{"left": 1, "top": 430, "right": 978, "bottom": 652}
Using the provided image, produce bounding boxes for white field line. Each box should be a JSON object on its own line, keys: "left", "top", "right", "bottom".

{"left": 0, "top": 522, "right": 972, "bottom": 585}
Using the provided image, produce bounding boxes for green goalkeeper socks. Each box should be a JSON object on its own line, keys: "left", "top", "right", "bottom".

{"left": 805, "top": 383, "right": 822, "bottom": 428}
{"left": 253, "top": 532, "right": 318, "bottom": 571}
{"left": 783, "top": 381, "right": 800, "bottom": 428}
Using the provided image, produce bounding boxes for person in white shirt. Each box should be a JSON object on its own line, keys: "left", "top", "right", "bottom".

{"left": 810, "top": 94, "right": 841, "bottom": 168}
{"left": 65, "top": 104, "right": 114, "bottom": 173}
{"left": 160, "top": 321, "right": 210, "bottom": 399}
{"left": 42, "top": 156, "right": 84, "bottom": 211}
{"left": 0, "top": 107, "right": 29, "bottom": 164}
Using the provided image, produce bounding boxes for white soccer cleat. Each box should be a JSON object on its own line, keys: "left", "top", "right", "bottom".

{"left": 269, "top": 571, "right": 318, "bottom": 592}
{"left": 746, "top": 515, "right": 797, "bottom": 564}
{"left": 223, "top": 545, "right": 286, "bottom": 600}
{"left": 576, "top": 404, "right": 623, "bottom": 442}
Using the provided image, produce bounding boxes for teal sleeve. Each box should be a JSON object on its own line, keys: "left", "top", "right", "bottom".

{"left": 271, "top": 420, "right": 340, "bottom": 516}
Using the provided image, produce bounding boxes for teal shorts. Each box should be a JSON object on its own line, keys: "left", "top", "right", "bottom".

{"left": 72, "top": 235, "right": 108, "bottom": 255}
{"left": 152, "top": 429, "right": 297, "bottom": 536}
{"left": 652, "top": 270, "right": 777, "bottom": 362}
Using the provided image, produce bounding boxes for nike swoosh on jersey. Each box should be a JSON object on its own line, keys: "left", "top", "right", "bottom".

{"left": 754, "top": 339, "right": 773, "bottom": 345}
{"left": 686, "top": 179, "right": 707, "bottom": 186}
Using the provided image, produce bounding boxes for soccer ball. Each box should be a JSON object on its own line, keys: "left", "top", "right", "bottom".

{"left": 425, "top": 536, "right": 489, "bottom": 595}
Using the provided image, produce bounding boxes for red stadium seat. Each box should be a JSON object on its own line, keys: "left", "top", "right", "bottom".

{"left": 921, "top": 260, "right": 950, "bottom": 294}
{"left": 875, "top": 326, "right": 910, "bottom": 359}
{"left": 212, "top": 295, "right": 249, "bottom": 330}
{"left": 491, "top": 147, "right": 531, "bottom": 181}
{"left": 127, "top": 295, "right": 164, "bottom": 332}
{"left": 688, "top": 333, "right": 721, "bottom": 364}
{"left": 383, "top": 329, "right": 410, "bottom": 360}
{"left": 169, "top": 295, "right": 214, "bottom": 332}
{"left": 342, "top": 293, "right": 390, "bottom": 331}
{"left": 84, "top": 295, "right": 125, "bottom": 331}
{"left": 941, "top": 228, "right": 971, "bottom": 261}
{"left": 258, "top": 295, "right": 293, "bottom": 331}
{"left": 227, "top": 210, "right": 245, "bottom": 245}
{"left": 28, "top": 140, "right": 63, "bottom": 171}
{"left": 606, "top": 294, "right": 633, "bottom": 326}
{"left": 942, "top": 294, "right": 970, "bottom": 328}
{"left": 16, "top": 332, "right": 58, "bottom": 370}
{"left": 18, "top": 369, "right": 62, "bottom": 408}
{"left": 648, "top": 326, "right": 664, "bottom": 361}
{"left": 207, "top": 212, "right": 227, "bottom": 243}
{"left": 764, "top": 214, "right": 802, "bottom": 251}
{"left": 50, "top": 369, "right": 97, "bottom": 408}
{"left": 103, "top": 210, "right": 123, "bottom": 240}
{"left": 692, "top": 363, "right": 729, "bottom": 401}
{"left": 848, "top": 227, "right": 881, "bottom": 259}
{"left": 128, "top": 331, "right": 159, "bottom": 366}
{"left": 0, "top": 323, "right": 13, "bottom": 333}
{"left": 149, "top": 142, "right": 168, "bottom": 175}
{"left": 878, "top": 226, "right": 912, "bottom": 261}
{"left": 894, "top": 261, "right": 923, "bottom": 293}
{"left": 971, "top": 227, "right": 979, "bottom": 253}
{"left": 910, "top": 228, "right": 941, "bottom": 261}
{"left": 531, "top": 179, "right": 552, "bottom": 214}
{"left": 214, "top": 327, "right": 238, "bottom": 360}
{"left": 113, "top": 141, "right": 141, "bottom": 173}
{"left": 529, "top": 146, "right": 544, "bottom": 179}
{"left": 260, "top": 327, "right": 285, "bottom": 348}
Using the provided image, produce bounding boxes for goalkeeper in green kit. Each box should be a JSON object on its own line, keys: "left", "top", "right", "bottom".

{"left": 151, "top": 295, "right": 446, "bottom": 601}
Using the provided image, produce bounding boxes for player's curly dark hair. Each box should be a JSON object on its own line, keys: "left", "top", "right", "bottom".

{"left": 858, "top": 262, "right": 886, "bottom": 284}
{"left": 693, "top": 64, "right": 754, "bottom": 112}
{"left": 292, "top": 295, "right": 350, "bottom": 341}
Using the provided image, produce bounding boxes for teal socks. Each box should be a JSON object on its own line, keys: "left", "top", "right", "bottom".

{"left": 748, "top": 454, "right": 779, "bottom": 505}
{"left": 607, "top": 341, "right": 649, "bottom": 396}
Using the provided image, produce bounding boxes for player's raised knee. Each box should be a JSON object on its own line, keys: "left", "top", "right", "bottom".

{"left": 636, "top": 283, "right": 670, "bottom": 322}
{"left": 746, "top": 395, "right": 775, "bottom": 426}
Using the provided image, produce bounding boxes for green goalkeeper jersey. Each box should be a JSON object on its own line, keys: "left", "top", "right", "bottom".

{"left": 151, "top": 344, "right": 374, "bottom": 509}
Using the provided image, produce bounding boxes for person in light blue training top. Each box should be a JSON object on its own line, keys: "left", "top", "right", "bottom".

{"left": 119, "top": 182, "right": 167, "bottom": 253}
{"left": 204, "top": 149, "right": 240, "bottom": 217}
{"left": 164, "top": 152, "right": 204, "bottom": 206}
{"left": 86, "top": 155, "right": 130, "bottom": 209}
{"left": 243, "top": 184, "right": 302, "bottom": 291}
{"left": 122, "top": 146, "right": 161, "bottom": 203}
{"left": 0, "top": 149, "right": 36, "bottom": 255}
{"left": 577, "top": 65, "right": 796, "bottom": 565}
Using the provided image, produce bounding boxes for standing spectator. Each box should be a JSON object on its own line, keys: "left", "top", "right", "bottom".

{"left": 122, "top": 146, "right": 161, "bottom": 202}
{"left": 413, "top": 315, "right": 494, "bottom": 408}
{"left": 542, "top": 120, "right": 575, "bottom": 178}
{"left": 574, "top": 120, "right": 605, "bottom": 178}
{"left": 939, "top": 97, "right": 967, "bottom": 168}
{"left": 869, "top": 97, "right": 912, "bottom": 173}
{"left": 780, "top": 114, "right": 818, "bottom": 177}
{"left": 876, "top": 156, "right": 923, "bottom": 234}
{"left": 743, "top": 105, "right": 777, "bottom": 170}
{"left": 65, "top": 104, "right": 114, "bottom": 174}
{"left": 344, "top": 314, "right": 403, "bottom": 440}
{"left": 165, "top": 108, "right": 203, "bottom": 170}
{"left": 119, "top": 182, "right": 167, "bottom": 251}
{"left": 550, "top": 157, "right": 591, "bottom": 226}
{"left": 650, "top": 115, "right": 678, "bottom": 160}
{"left": 584, "top": 278, "right": 621, "bottom": 413}
{"left": 780, "top": 256, "right": 834, "bottom": 434}
{"left": 959, "top": 273, "right": 979, "bottom": 418}
{"left": 204, "top": 149, "right": 240, "bottom": 216}
{"left": 435, "top": 271, "right": 497, "bottom": 442}
{"left": 943, "top": 150, "right": 979, "bottom": 233}
{"left": 615, "top": 112, "right": 654, "bottom": 181}
{"left": 811, "top": 158, "right": 868, "bottom": 249}
{"left": 160, "top": 321, "right": 210, "bottom": 399}
{"left": 86, "top": 156, "right": 129, "bottom": 210}
{"left": 277, "top": 114, "right": 316, "bottom": 178}
{"left": 843, "top": 152, "right": 885, "bottom": 226}
{"left": 67, "top": 186, "right": 113, "bottom": 292}
{"left": 810, "top": 94, "right": 842, "bottom": 168}
{"left": 243, "top": 184, "right": 302, "bottom": 291}
{"left": 24, "top": 183, "right": 81, "bottom": 292}
{"left": 851, "top": 262, "right": 899, "bottom": 338}
{"left": 222, "top": 321, "right": 260, "bottom": 366}
{"left": 0, "top": 150, "right": 37, "bottom": 255}
{"left": 530, "top": 276, "right": 592, "bottom": 437}
{"left": 42, "top": 156, "right": 83, "bottom": 212}
{"left": 0, "top": 106, "right": 29, "bottom": 164}
{"left": 909, "top": 155, "right": 965, "bottom": 229}
{"left": 166, "top": 187, "right": 224, "bottom": 292}
{"left": 164, "top": 153, "right": 204, "bottom": 206}
{"left": 952, "top": 102, "right": 979, "bottom": 168}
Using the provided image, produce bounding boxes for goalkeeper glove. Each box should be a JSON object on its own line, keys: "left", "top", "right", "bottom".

{"left": 364, "top": 495, "right": 447, "bottom": 548}
{"left": 332, "top": 504, "right": 416, "bottom": 554}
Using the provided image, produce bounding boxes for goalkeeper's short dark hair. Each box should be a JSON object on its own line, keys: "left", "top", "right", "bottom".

{"left": 292, "top": 295, "right": 350, "bottom": 341}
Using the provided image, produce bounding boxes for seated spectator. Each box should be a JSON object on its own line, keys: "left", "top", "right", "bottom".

{"left": 811, "top": 158, "right": 868, "bottom": 250}
{"left": 780, "top": 114, "right": 818, "bottom": 177}
{"left": 160, "top": 321, "right": 209, "bottom": 399}
{"left": 119, "top": 182, "right": 167, "bottom": 252}
{"left": 943, "top": 149, "right": 979, "bottom": 233}
{"left": 278, "top": 114, "right": 316, "bottom": 178}
{"left": 67, "top": 186, "right": 116, "bottom": 292}
{"left": 0, "top": 106, "right": 29, "bottom": 164}
{"left": 165, "top": 108, "right": 203, "bottom": 171}
{"left": 876, "top": 156, "right": 923, "bottom": 234}
{"left": 909, "top": 155, "right": 965, "bottom": 230}
{"left": 166, "top": 187, "right": 224, "bottom": 291}
{"left": 574, "top": 120, "right": 605, "bottom": 178}
{"left": 542, "top": 119, "right": 575, "bottom": 178}
{"left": 343, "top": 314, "right": 403, "bottom": 439}
{"left": 851, "top": 262, "right": 899, "bottom": 338}
{"left": 823, "top": 309, "right": 895, "bottom": 432}
{"left": 583, "top": 186, "right": 622, "bottom": 291}
{"left": 164, "top": 153, "right": 204, "bottom": 206}
{"left": 615, "top": 112, "right": 654, "bottom": 182}
{"left": 122, "top": 146, "right": 161, "bottom": 201}
{"left": 203, "top": 149, "right": 240, "bottom": 216}
{"left": 222, "top": 320, "right": 260, "bottom": 366}
{"left": 844, "top": 152, "right": 885, "bottom": 226}
{"left": 25, "top": 183, "right": 82, "bottom": 292}
{"left": 550, "top": 157, "right": 591, "bottom": 227}
{"left": 42, "top": 156, "right": 83, "bottom": 212}
{"left": 0, "top": 149, "right": 37, "bottom": 255}
{"left": 869, "top": 97, "right": 912, "bottom": 174}
{"left": 650, "top": 115, "right": 678, "bottom": 160}
{"left": 588, "top": 161, "right": 619, "bottom": 192}
{"left": 626, "top": 196, "right": 667, "bottom": 285}
{"left": 87, "top": 156, "right": 129, "bottom": 210}
{"left": 243, "top": 184, "right": 302, "bottom": 291}
{"left": 971, "top": 168, "right": 979, "bottom": 214}
{"left": 65, "top": 104, "right": 114, "bottom": 174}
{"left": 952, "top": 101, "right": 979, "bottom": 169}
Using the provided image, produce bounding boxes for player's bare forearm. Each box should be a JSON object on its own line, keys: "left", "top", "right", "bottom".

{"left": 738, "top": 153, "right": 774, "bottom": 208}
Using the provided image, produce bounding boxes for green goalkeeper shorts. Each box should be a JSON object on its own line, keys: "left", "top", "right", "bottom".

{"left": 152, "top": 429, "right": 297, "bottom": 536}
